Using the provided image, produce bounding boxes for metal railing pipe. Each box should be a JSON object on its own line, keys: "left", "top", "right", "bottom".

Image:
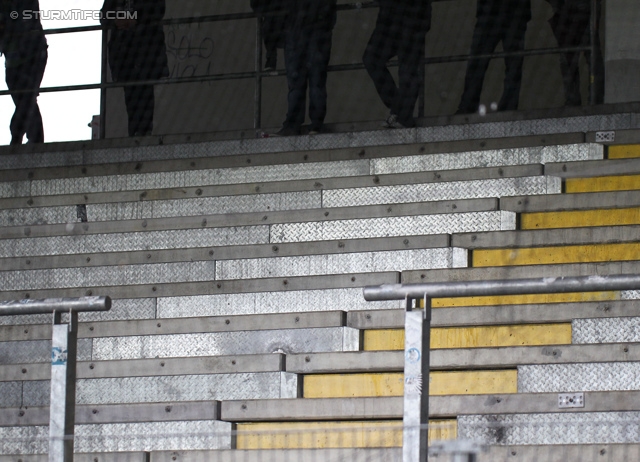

{"left": 364, "top": 274, "right": 640, "bottom": 301}
{"left": 0, "top": 296, "right": 110, "bottom": 316}
{"left": 0, "top": 296, "right": 111, "bottom": 462}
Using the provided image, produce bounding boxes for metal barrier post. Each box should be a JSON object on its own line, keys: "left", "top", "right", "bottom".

{"left": 0, "top": 297, "right": 111, "bottom": 462}
{"left": 254, "top": 13, "right": 264, "bottom": 130}
{"left": 49, "top": 310, "right": 78, "bottom": 462}
{"left": 403, "top": 294, "right": 430, "bottom": 462}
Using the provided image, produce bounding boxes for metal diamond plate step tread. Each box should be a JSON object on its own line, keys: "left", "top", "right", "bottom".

{"left": 0, "top": 163, "right": 542, "bottom": 204}
{"left": 0, "top": 248, "right": 466, "bottom": 292}
{"left": 545, "top": 157, "right": 640, "bottom": 178}
{"left": 0, "top": 123, "right": 606, "bottom": 171}
{"left": 0, "top": 234, "right": 450, "bottom": 272}
{"left": 22, "top": 372, "right": 299, "bottom": 407}
{"left": 519, "top": 362, "right": 640, "bottom": 393}
{"left": 0, "top": 197, "right": 497, "bottom": 242}
{"left": 0, "top": 327, "right": 359, "bottom": 365}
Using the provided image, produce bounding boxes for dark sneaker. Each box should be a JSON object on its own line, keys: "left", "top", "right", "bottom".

{"left": 272, "top": 126, "right": 300, "bottom": 137}
{"left": 265, "top": 55, "right": 277, "bottom": 71}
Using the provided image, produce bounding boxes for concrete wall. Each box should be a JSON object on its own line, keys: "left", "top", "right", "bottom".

{"left": 605, "top": 0, "right": 640, "bottom": 103}
{"left": 104, "top": 0, "right": 610, "bottom": 138}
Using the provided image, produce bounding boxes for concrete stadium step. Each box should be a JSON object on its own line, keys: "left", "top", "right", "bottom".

{"left": 452, "top": 225, "right": 640, "bottom": 249}
{"left": 0, "top": 130, "right": 597, "bottom": 173}
{"left": 544, "top": 157, "right": 640, "bottom": 178}
{"left": 150, "top": 445, "right": 640, "bottom": 462}
{"left": 349, "top": 300, "right": 640, "bottom": 329}
{"left": 0, "top": 165, "right": 556, "bottom": 227}
{"left": 400, "top": 261, "right": 640, "bottom": 307}
{"left": 0, "top": 196, "right": 501, "bottom": 242}
{"left": 220, "top": 391, "right": 640, "bottom": 420}
{"left": 501, "top": 190, "right": 640, "bottom": 213}
{"left": 609, "top": 143, "right": 640, "bottom": 159}
{"left": 287, "top": 342, "right": 640, "bottom": 373}
{"left": 472, "top": 243, "right": 640, "bottom": 267}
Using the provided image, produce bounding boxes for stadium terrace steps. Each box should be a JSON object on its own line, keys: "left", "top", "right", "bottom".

{"left": 0, "top": 129, "right": 640, "bottom": 456}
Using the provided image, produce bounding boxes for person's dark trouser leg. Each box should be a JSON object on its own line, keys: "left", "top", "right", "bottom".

{"left": 457, "top": 18, "right": 500, "bottom": 114}
{"left": 394, "top": 29, "right": 425, "bottom": 126}
{"left": 307, "top": 28, "right": 332, "bottom": 130}
{"left": 283, "top": 28, "right": 309, "bottom": 130}
{"left": 500, "top": 20, "right": 528, "bottom": 111}
{"left": 25, "top": 49, "right": 47, "bottom": 143}
{"left": 7, "top": 49, "right": 47, "bottom": 145}
{"left": 363, "top": 15, "right": 400, "bottom": 112}
{"left": 551, "top": 9, "right": 584, "bottom": 106}
{"left": 137, "top": 85, "right": 155, "bottom": 135}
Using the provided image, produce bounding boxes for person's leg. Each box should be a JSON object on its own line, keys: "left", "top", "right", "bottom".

{"left": 499, "top": 16, "right": 528, "bottom": 111}
{"left": 25, "top": 48, "right": 48, "bottom": 143}
{"left": 136, "top": 84, "right": 155, "bottom": 136}
{"left": 262, "top": 16, "right": 280, "bottom": 69}
{"left": 550, "top": 6, "right": 584, "bottom": 106}
{"left": 6, "top": 68, "right": 28, "bottom": 145}
{"left": 282, "top": 28, "right": 309, "bottom": 133}
{"left": 307, "top": 28, "right": 333, "bottom": 131}
{"left": 394, "top": 25, "right": 426, "bottom": 127}
{"left": 363, "top": 12, "right": 401, "bottom": 112}
{"left": 123, "top": 85, "right": 139, "bottom": 137}
{"left": 457, "top": 17, "right": 500, "bottom": 114}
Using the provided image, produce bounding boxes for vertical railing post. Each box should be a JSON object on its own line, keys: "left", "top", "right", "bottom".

{"left": 402, "top": 294, "right": 431, "bottom": 462}
{"left": 589, "top": 0, "right": 598, "bottom": 105}
{"left": 48, "top": 310, "right": 78, "bottom": 462}
{"left": 254, "top": 13, "right": 264, "bottom": 131}
{"left": 99, "top": 27, "right": 109, "bottom": 140}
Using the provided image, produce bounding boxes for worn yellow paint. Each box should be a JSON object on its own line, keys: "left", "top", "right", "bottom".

{"left": 363, "top": 324, "right": 571, "bottom": 351}
{"left": 609, "top": 144, "right": 640, "bottom": 159}
{"left": 521, "top": 207, "right": 640, "bottom": 229}
{"left": 566, "top": 175, "right": 640, "bottom": 193}
{"left": 432, "top": 291, "right": 617, "bottom": 307}
{"left": 236, "top": 420, "right": 457, "bottom": 449}
{"left": 473, "top": 243, "right": 640, "bottom": 267}
{"left": 303, "top": 371, "right": 517, "bottom": 398}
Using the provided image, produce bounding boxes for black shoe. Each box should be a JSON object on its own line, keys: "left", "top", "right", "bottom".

{"left": 272, "top": 126, "right": 300, "bottom": 137}
{"left": 265, "top": 55, "right": 277, "bottom": 71}
{"left": 308, "top": 124, "right": 324, "bottom": 135}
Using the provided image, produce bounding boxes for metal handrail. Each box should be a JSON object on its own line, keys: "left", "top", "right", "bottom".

{"left": 0, "top": 296, "right": 111, "bottom": 462}
{"left": 363, "top": 273, "right": 640, "bottom": 462}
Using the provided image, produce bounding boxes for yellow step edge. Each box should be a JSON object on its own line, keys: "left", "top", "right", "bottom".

{"left": 473, "top": 243, "right": 640, "bottom": 267}
{"left": 521, "top": 207, "right": 640, "bottom": 230}
{"left": 236, "top": 420, "right": 457, "bottom": 449}
{"left": 363, "top": 324, "right": 572, "bottom": 351}
{"left": 432, "top": 291, "right": 617, "bottom": 307}
{"left": 566, "top": 175, "right": 640, "bottom": 193}
{"left": 303, "top": 370, "right": 517, "bottom": 398}
{"left": 609, "top": 144, "right": 640, "bottom": 159}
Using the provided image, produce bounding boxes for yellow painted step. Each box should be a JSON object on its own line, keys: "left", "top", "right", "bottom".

{"left": 521, "top": 207, "right": 640, "bottom": 229}
{"left": 236, "top": 420, "right": 457, "bottom": 449}
{"left": 433, "top": 291, "right": 617, "bottom": 307}
{"left": 566, "top": 175, "right": 640, "bottom": 193}
{"left": 363, "top": 324, "right": 572, "bottom": 351}
{"left": 473, "top": 243, "right": 640, "bottom": 267}
{"left": 303, "top": 370, "right": 517, "bottom": 398}
{"left": 609, "top": 144, "right": 640, "bottom": 159}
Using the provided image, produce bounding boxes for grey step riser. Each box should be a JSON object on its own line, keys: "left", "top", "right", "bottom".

{"left": 0, "top": 117, "right": 611, "bottom": 170}
{"left": 0, "top": 211, "right": 511, "bottom": 257}
{"left": 0, "top": 177, "right": 557, "bottom": 227}
{"left": 0, "top": 249, "right": 468, "bottom": 292}
{"left": 0, "top": 143, "right": 593, "bottom": 200}
{"left": 0, "top": 327, "right": 360, "bottom": 365}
